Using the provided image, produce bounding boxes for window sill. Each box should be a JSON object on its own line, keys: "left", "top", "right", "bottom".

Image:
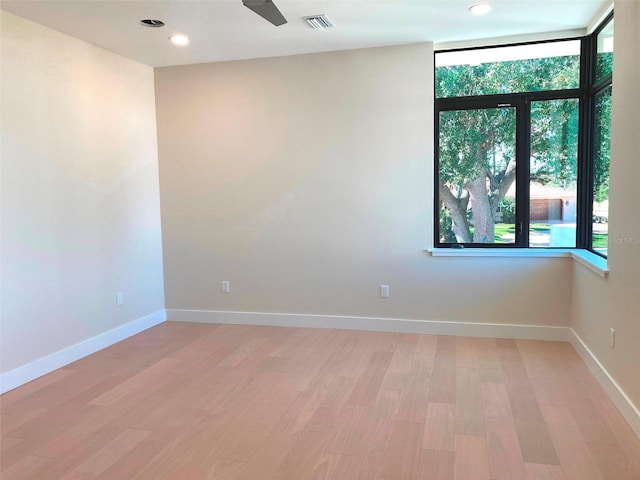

{"left": 426, "top": 248, "right": 609, "bottom": 278}
{"left": 570, "top": 249, "right": 608, "bottom": 278}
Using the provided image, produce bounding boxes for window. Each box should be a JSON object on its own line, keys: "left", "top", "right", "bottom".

{"left": 591, "top": 86, "right": 611, "bottom": 255}
{"left": 590, "top": 17, "right": 613, "bottom": 257}
{"left": 438, "top": 106, "right": 517, "bottom": 244}
{"left": 436, "top": 41, "right": 581, "bottom": 98}
{"left": 595, "top": 18, "right": 614, "bottom": 81}
{"left": 435, "top": 15, "right": 612, "bottom": 257}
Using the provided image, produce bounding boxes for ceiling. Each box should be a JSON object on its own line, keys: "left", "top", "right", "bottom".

{"left": 1, "top": 0, "right": 610, "bottom": 68}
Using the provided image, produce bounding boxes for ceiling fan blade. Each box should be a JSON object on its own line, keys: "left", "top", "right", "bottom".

{"left": 242, "top": 0, "right": 287, "bottom": 26}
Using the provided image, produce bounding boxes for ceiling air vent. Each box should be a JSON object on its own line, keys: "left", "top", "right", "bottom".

{"left": 303, "top": 15, "right": 335, "bottom": 30}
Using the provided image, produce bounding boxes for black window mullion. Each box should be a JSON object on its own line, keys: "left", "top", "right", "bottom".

{"left": 434, "top": 107, "right": 442, "bottom": 247}
{"left": 437, "top": 89, "right": 582, "bottom": 111}
{"left": 515, "top": 100, "right": 531, "bottom": 246}
{"left": 577, "top": 37, "right": 593, "bottom": 249}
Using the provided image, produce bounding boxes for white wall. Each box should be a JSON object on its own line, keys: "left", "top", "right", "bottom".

{"left": 572, "top": 0, "right": 640, "bottom": 417}
{"left": 155, "top": 44, "right": 572, "bottom": 327}
{"left": 0, "top": 11, "right": 165, "bottom": 374}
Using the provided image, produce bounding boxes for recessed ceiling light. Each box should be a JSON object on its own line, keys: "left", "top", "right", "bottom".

{"left": 469, "top": 3, "right": 493, "bottom": 15}
{"left": 140, "top": 19, "right": 165, "bottom": 28}
{"left": 169, "top": 34, "right": 190, "bottom": 46}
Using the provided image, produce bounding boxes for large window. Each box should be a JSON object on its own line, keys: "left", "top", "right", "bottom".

{"left": 435, "top": 15, "right": 612, "bottom": 257}
{"left": 590, "top": 18, "right": 613, "bottom": 257}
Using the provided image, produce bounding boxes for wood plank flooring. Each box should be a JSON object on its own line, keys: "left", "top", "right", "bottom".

{"left": 1, "top": 322, "right": 639, "bottom": 480}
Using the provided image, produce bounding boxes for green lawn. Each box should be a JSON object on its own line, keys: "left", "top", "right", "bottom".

{"left": 493, "top": 223, "right": 551, "bottom": 242}
{"left": 468, "top": 223, "right": 607, "bottom": 247}
{"left": 592, "top": 233, "right": 608, "bottom": 248}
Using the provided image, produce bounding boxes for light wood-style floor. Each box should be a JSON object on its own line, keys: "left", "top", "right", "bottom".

{"left": 1, "top": 322, "right": 639, "bottom": 480}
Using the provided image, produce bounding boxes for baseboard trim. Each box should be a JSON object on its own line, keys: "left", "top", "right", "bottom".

{"left": 5, "top": 307, "right": 636, "bottom": 439}
{"left": 569, "top": 328, "right": 640, "bottom": 439}
{"left": 166, "top": 309, "right": 569, "bottom": 341}
{"left": 0, "top": 310, "right": 166, "bottom": 394}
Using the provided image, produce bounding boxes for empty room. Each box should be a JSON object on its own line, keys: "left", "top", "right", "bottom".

{"left": 1, "top": 0, "right": 639, "bottom": 478}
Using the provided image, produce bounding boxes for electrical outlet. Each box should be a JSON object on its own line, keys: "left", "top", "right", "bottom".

{"left": 609, "top": 328, "right": 615, "bottom": 348}
{"left": 380, "top": 285, "right": 390, "bottom": 298}
{"left": 117, "top": 292, "right": 123, "bottom": 306}
{"left": 222, "top": 281, "right": 230, "bottom": 293}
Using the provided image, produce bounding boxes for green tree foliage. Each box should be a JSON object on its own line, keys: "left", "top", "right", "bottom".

{"left": 436, "top": 56, "right": 580, "bottom": 98}
{"left": 596, "top": 52, "right": 614, "bottom": 82}
{"left": 437, "top": 55, "right": 582, "bottom": 243}
{"left": 530, "top": 99, "right": 579, "bottom": 189}
{"left": 439, "top": 107, "right": 516, "bottom": 243}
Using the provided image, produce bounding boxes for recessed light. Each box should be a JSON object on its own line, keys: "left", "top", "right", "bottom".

{"left": 469, "top": 3, "right": 493, "bottom": 15}
{"left": 169, "top": 34, "right": 190, "bottom": 46}
{"left": 140, "top": 19, "right": 165, "bottom": 27}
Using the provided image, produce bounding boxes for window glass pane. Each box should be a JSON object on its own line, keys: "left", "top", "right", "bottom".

{"left": 438, "top": 107, "right": 516, "bottom": 244}
{"left": 530, "top": 99, "right": 579, "bottom": 247}
{"left": 436, "top": 40, "right": 581, "bottom": 98}
{"left": 596, "top": 19, "right": 614, "bottom": 82}
{"left": 592, "top": 86, "right": 611, "bottom": 256}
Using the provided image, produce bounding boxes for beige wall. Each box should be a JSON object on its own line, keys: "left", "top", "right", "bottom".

{"left": 572, "top": 0, "right": 640, "bottom": 414}
{"left": 155, "top": 44, "right": 572, "bottom": 326}
{"left": 0, "top": 11, "right": 165, "bottom": 373}
{"left": 2, "top": 0, "right": 635, "bottom": 421}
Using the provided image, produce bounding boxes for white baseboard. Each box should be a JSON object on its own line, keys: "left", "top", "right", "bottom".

{"left": 0, "top": 310, "right": 166, "bottom": 394}
{"left": 168, "top": 309, "right": 639, "bottom": 438}
{"left": 166, "top": 309, "right": 569, "bottom": 341}
{"left": 6, "top": 307, "right": 636, "bottom": 439}
{"left": 569, "top": 329, "right": 640, "bottom": 439}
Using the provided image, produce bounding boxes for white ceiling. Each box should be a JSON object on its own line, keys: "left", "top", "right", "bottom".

{"left": 1, "top": 0, "right": 610, "bottom": 68}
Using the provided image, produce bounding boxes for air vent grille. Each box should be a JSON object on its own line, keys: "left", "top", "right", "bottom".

{"left": 303, "top": 15, "right": 335, "bottom": 29}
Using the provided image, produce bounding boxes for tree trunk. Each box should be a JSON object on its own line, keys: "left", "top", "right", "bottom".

{"left": 469, "top": 175, "right": 494, "bottom": 243}
{"left": 439, "top": 184, "right": 471, "bottom": 243}
{"left": 488, "top": 158, "right": 517, "bottom": 214}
